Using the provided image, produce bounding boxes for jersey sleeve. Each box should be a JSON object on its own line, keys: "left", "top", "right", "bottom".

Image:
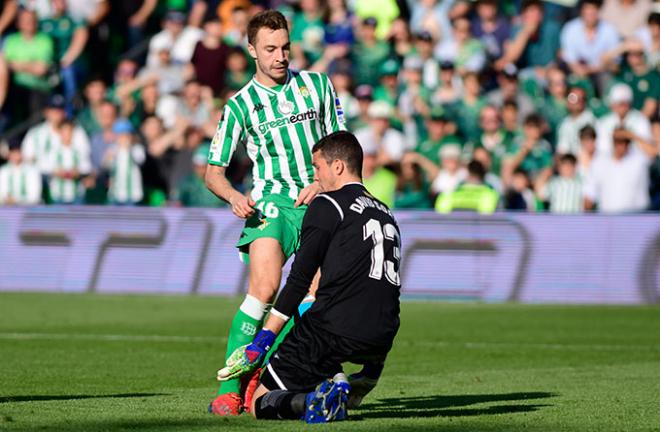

{"left": 321, "top": 73, "right": 347, "bottom": 134}
{"left": 208, "top": 103, "right": 245, "bottom": 167}
{"left": 272, "top": 195, "right": 342, "bottom": 320}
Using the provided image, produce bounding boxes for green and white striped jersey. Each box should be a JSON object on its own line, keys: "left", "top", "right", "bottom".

{"left": 209, "top": 70, "right": 346, "bottom": 202}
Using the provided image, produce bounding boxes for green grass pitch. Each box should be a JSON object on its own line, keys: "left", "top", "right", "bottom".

{"left": 1, "top": 292, "right": 659, "bottom": 432}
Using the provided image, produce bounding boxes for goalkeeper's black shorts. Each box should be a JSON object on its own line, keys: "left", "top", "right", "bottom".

{"left": 260, "top": 315, "right": 391, "bottom": 393}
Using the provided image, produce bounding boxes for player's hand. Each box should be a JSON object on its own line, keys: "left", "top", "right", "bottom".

{"left": 217, "top": 329, "right": 276, "bottom": 381}
{"left": 229, "top": 194, "right": 256, "bottom": 219}
{"left": 295, "top": 182, "right": 321, "bottom": 207}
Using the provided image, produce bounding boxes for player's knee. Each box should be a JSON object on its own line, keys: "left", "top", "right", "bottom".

{"left": 253, "top": 391, "right": 283, "bottom": 420}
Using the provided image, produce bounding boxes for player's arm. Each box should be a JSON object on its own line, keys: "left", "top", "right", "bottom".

{"left": 204, "top": 104, "right": 254, "bottom": 218}
{"left": 217, "top": 197, "right": 341, "bottom": 381}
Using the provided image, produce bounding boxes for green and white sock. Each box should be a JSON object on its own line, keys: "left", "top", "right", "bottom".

{"left": 217, "top": 295, "right": 266, "bottom": 396}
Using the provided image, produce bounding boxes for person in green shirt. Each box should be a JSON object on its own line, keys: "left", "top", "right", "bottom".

{"left": 351, "top": 17, "right": 392, "bottom": 87}
{"left": 608, "top": 39, "right": 660, "bottom": 119}
{"left": 39, "top": 0, "right": 89, "bottom": 116}
{"left": 174, "top": 144, "right": 225, "bottom": 208}
{"left": 362, "top": 147, "right": 397, "bottom": 208}
{"left": 534, "top": 66, "right": 568, "bottom": 148}
{"left": 435, "top": 160, "right": 499, "bottom": 214}
{"left": 451, "top": 71, "right": 487, "bottom": 143}
{"left": 2, "top": 8, "right": 54, "bottom": 123}
{"left": 290, "top": 0, "right": 325, "bottom": 69}
{"left": 415, "top": 106, "right": 461, "bottom": 165}
{"left": 394, "top": 156, "right": 432, "bottom": 209}
{"left": 471, "top": 105, "right": 516, "bottom": 176}
{"left": 502, "top": 113, "right": 553, "bottom": 187}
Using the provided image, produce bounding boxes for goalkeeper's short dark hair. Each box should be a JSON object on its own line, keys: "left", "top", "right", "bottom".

{"left": 312, "top": 131, "right": 363, "bottom": 178}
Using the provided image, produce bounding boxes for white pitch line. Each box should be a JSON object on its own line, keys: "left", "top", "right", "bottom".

{"left": 0, "top": 332, "right": 226, "bottom": 343}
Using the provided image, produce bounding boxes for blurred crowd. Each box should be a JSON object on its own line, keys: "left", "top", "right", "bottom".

{"left": 0, "top": 0, "right": 659, "bottom": 213}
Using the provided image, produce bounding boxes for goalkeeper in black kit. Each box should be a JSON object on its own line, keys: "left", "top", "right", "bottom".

{"left": 216, "top": 130, "right": 402, "bottom": 423}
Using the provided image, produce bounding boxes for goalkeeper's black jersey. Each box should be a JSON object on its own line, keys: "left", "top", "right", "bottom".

{"left": 273, "top": 182, "right": 401, "bottom": 348}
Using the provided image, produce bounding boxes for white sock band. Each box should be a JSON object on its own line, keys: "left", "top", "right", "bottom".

{"left": 239, "top": 294, "right": 267, "bottom": 321}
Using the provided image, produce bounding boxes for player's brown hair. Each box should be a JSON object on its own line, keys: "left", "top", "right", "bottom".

{"left": 247, "top": 10, "right": 288, "bottom": 46}
{"left": 313, "top": 131, "right": 363, "bottom": 178}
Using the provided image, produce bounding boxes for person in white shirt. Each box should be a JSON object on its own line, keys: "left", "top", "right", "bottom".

{"left": 103, "top": 119, "right": 145, "bottom": 205}
{"left": 536, "top": 153, "right": 584, "bottom": 213}
{"left": 354, "top": 101, "right": 409, "bottom": 165}
{"left": 404, "top": 144, "right": 468, "bottom": 196}
{"left": 584, "top": 127, "right": 658, "bottom": 213}
{"left": 596, "top": 83, "right": 652, "bottom": 158}
{"left": 22, "top": 95, "right": 91, "bottom": 175}
{"left": 48, "top": 120, "right": 92, "bottom": 204}
{"left": 146, "top": 10, "right": 203, "bottom": 68}
{"left": 0, "top": 145, "right": 42, "bottom": 205}
{"left": 556, "top": 86, "right": 597, "bottom": 155}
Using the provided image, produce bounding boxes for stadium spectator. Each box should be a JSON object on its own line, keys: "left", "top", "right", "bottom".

{"left": 504, "top": 168, "right": 539, "bottom": 211}
{"left": 173, "top": 143, "right": 224, "bottom": 208}
{"left": 430, "top": 60, "right": 461, "bottom": 106}
{"left": 355, "top": 101, "right": 408, "bottom": 165}
{"left": 39, "top": 0, "right": 89, "bottom": 116}
{"left": 434, "top": 16, "right": 486, "bottom": 74}
{"left": 353, "top": 0, "right": 399, "bottom": 41}
{"left": 176, "top": 80, "right": 211, "bottom": 128}
{"left": 3, "top": 8, "right": 54, "bottom": 123}
{"left": 146, "top": 10, "right": 203, "bottom": 68}
{"left": 473, "top": 105, "right": 515, "bottom": 177}
{"left": 577, "top": 124, "right": 598, "bottom": 176}
{"left": 329, "top": 59, "right": 359, "bottom": 127}
{"left": 556, "top": 86, "right": 597, "bottom": 155}
{"left": 290, "top": 0, "right": 325, "bottom": 69}
{"left": 409, "top": 0, "right": 451, "bottom": 42}
{"left": 601, "top": 0, "right": 653, "bottom": 38}
{"left": 435, "top": 159, "right": 499, "bottom": 214}
{"left": 487, "top": 64, "right": 535, "bottom": 124}
{"left": 349, "top": 84, "right": 374, "bottom": 131}
{"left": 77, "top": 77, "right": 108, "bottom": 137}
{"left": 560, "top": 0, "right": 620, "bottom": 94}
{"left": 634, "top": 12, "right": 660, "bottom": 68}
{"left": 88, "top": 100, "right": 116, "bottom": 172}
{"left": 48, "top": 119, "right": 92, "bottom": 204}
{"left": 584, "top": 127, "right": 657, "bottom": 212}
{"left": 535, "top": 66, "right": 568, "bottom": 147}
{"left": 103, "top": 119, "right": 145, "bottom": 205}
{"left": 603, "top": 38, "right": 659, "bottom": 118}
{"left": 453, "top": 71, "right": 487, "bottom": 143}
{"left": 501, "top": 99, "right": 522, "bottom": 135}
{"left": 414, "top": 106, "right": 459, "bottom": 165}
{"left": 470, "top": 0, "right": 511, "bottom": 63}
{"left": 502, "top": 113, "right": 553, "bottom": 186}
{"left": 362, "top": 145, "right": 397, "bottom": 208}
{"left": 107, "top": 0, "right": 157, "bottom": 51}
{"left": 498, "top": 0, "right": 560, "bottom": 77}
{"left": 536, "top": 153, "right": 584, "bottom": 213}
{"left": 190, "top": 15, "right": 230, "bottom": 97}
{"left": 472, "top": 146, "right": 503, "bottom": 193}
{"left": 596, "top": 83, "right": 652, "bottom": 157}
{"left": 412, "top": 30, "right": 440, "bottom": 90}
{"left": 224, "top": 46, "right": 251, "bottom": 91}
{"left": 394, "top": 154, "right": 432, "bottom": 209}
{"left": 0, "top": 143, "right": 42, "bottom": 205}
{"left": 387, "top": 17, "right": 412, "bottom": 59}
{"left": 351, "top": 17, "right": 391, "bottom": 87}
{"left": 406, "top": 144, "right": 467, "bottom": 197}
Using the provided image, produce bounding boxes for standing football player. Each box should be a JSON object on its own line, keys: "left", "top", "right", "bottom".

{"left": 217, "top": 131, "right": 401, "bottom": 423}
{"left": 205, "top": 10, "right": 346, "bottom": 415}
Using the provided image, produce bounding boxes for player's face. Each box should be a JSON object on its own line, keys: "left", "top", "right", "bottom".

{"left": 312, "top": 151, "right": 337, "bottom": 192}
{"left": 248, "top": 28, "right": 290, "bottom": 84}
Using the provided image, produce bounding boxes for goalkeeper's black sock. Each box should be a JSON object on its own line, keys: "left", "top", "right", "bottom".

{"left": 254, "top": 390, "right": 307, "bottom": 420}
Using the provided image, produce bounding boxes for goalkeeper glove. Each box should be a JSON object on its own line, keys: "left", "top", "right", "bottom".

{"left": 217, "top": 329, "right": 276, "bottom": 381}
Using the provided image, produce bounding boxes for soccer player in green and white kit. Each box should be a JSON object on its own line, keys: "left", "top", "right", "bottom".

{"left": 204, "top": 10, "right": 346, "bottom": 416}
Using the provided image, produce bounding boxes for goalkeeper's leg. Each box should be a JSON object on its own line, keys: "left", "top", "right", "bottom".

{"left": 210, "top": 238, "right": 284, "bottom": 415}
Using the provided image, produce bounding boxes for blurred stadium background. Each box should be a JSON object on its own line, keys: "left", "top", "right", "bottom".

{"left": 1, "top": 0, "right": 659, "bottom": 431}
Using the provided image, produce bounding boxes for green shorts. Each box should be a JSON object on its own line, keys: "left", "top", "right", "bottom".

{"left": 237, "top": 194, "right": 307, "bottom": 264}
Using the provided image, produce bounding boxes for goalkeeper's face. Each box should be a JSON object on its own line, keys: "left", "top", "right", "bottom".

{"left": 312, "top": 151, "right": 338, "bottom": 192}
{"left": 249, "top": 28, "right": 290, "bottom": 84}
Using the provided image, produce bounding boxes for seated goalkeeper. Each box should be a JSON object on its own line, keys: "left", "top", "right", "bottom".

{"left": 217, "top": 131, "right": 402, "bottom": 423}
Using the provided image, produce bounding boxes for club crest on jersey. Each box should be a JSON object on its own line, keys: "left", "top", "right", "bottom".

{"left": 299, "top": 86, "right": 310, "bottom": 98}
{"left": 277, "top": 99, "right": 295, "bottom": 116}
